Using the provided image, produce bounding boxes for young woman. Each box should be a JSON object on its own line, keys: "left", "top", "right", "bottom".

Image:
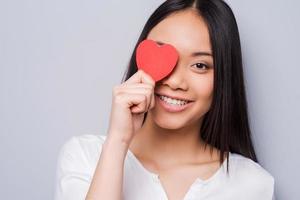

{"left": 54, "top": 0, "right": 275, "bottom": 200}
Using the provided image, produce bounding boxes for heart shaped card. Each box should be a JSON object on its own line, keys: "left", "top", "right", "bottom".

{"left": 136, "top": 39, "right": 179, "bottom": 82}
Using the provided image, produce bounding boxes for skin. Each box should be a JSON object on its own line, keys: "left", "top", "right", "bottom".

{"left": 128, "top": 9, "right": 224, "bottom": 200}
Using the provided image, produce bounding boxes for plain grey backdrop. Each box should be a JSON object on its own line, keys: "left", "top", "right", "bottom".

{"left": 1, "top": 0, "right": 299, "bottom": 199}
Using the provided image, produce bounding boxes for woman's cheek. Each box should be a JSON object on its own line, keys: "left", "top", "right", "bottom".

{"left": 191, "top": 74, "right": 214, "bottom": 100}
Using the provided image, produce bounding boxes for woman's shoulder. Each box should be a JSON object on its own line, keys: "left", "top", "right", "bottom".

{"left": 67, "top": 133, "right": 107, "bottom": 146}
{"left": 227, "top": 152, "right": 275, "bottom": 196}
{"left": 61, "top": 134, "right": 107, "bottom": 153}
{"left": 54, "top": 134, "right": 109, "bottom": 199}
{"left": 58, "top": 134, "right": 108, "bottom": 169}
{"left": 229, "top": 152, "right": 274, "bottom": 180}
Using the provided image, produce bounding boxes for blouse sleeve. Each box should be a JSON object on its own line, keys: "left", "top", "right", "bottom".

{"left": 54, "top": 136, "right": 102, "bottom": 200}
{"left": 235, "top": 157, "right": 276, "bottom": 200}
{"left": 252, "top": 165, "right": 275, "bottom": 200}
{"left": 265, "top": 175, "right": 275, "bottom": 200}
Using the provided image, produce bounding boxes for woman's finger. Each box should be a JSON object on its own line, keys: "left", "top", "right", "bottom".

{"left": 116, "top": 87, "right": 152, "bottom": 110}
{"left": 118, "top": 83, "right": 153, "bottom": 90}
{"left": 123, "top": 93, "right": 148, "bottom": 114}
{"left": 124, "top": 69, "right": 155, "bottom": 87}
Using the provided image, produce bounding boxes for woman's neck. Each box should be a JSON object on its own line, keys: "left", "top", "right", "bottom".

{"left": 128, "top": 113, "right": 217, "bottom": 169}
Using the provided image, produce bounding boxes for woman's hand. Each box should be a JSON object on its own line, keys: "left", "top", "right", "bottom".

{"left": 106, "top": 69, "right": 155, "bottom": 146}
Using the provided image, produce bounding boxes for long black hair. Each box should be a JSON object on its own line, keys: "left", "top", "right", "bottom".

{"left": 121, "top": 0, "right": 258, "bottom": 173}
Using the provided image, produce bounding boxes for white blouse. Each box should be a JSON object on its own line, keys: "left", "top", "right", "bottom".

{"left": 54, "top": 134, "right": 275, "bottom": 200}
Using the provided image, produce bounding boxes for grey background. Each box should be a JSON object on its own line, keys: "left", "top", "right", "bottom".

{"left": 0, "top": 0, "right": 299, "bottom": 199}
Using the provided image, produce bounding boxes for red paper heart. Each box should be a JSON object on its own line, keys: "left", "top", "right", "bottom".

{"left": 136, "top": 39, "right": 179, "bottom": 82}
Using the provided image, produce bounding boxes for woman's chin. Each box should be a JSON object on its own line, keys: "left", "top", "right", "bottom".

{"left": 150, "top": 112, "right": 187, "bottom": 130}
{"left": 157, "top": 120, "right": 182, "bottom": 130}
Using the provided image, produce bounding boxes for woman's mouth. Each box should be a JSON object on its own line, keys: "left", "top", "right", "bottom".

{"left": 155, "top": 93, "right": 194, "bottom": 113}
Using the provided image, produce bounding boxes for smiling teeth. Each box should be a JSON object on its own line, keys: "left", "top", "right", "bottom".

{"left": 159, "top": 95, "right": 189, "bottom": 106}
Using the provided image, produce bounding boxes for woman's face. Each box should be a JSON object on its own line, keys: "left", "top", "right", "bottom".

{"left": 146, "top": 9, "right": 214, "bottom": 130}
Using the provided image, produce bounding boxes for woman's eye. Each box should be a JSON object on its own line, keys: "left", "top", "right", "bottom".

{"left": 192, "top": 63, "right": 209, "bottom": 70}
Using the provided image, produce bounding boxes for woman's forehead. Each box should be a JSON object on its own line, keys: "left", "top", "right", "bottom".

{"left": 146, "top": 10, "right": 212, "bottom": 56}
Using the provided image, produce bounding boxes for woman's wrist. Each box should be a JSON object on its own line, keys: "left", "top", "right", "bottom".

{"left": 104, "top": 133, "right": 130, "bottom": 155}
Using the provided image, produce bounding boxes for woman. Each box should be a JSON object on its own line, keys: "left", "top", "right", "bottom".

{"left": 54, "top": 0, "right": 275, "bottom": 199}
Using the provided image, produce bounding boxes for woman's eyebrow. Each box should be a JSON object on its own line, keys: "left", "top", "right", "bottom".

{"left": 154, "top": 40, "right": 212, "bottom": 57}
{"left": 191, "top": 51, "right": 213, "bottom": 57}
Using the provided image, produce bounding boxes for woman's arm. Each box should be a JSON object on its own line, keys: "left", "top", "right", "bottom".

{"left": 85, "top": 70, "right": 155, "bottom": 199}
{"left": 54, "top": 70, "right": 155, "bottom": 200}
{"left": 85, "top": 135, "right": 129, "bottom": 200}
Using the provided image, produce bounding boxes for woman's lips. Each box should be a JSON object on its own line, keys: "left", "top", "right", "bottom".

{"left": 155, "top": 94, "right": 194, "bottom": 113}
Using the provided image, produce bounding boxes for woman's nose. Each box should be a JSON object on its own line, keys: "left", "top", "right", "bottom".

{"left": 160, "top": 62, "right": 188, "bottom": 90}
